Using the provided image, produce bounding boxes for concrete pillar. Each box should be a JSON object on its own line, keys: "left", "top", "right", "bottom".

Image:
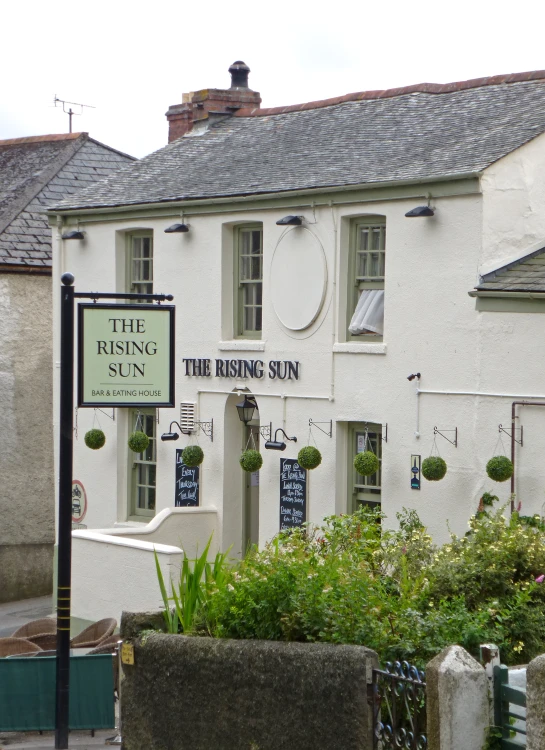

{"left": 526, "top": 654, "right": 545, "bottom": 749}
{"left": 480, "top": 643, "right": 501, "bottom": 721}
{"left": 426, "top": 645, "right": 489, "bottom": 750}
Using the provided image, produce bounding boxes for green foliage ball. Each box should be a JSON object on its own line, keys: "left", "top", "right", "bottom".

{"left": 486, "top": 455, "right": 514, "bottom": 482}
{"left": 182, "top": 445, "right": 204, "bottom": 467}
{"left": 354, "top": 451, "right": 379, "bottom": 476}
{"left": 297, "top": 446, "right": 322, "bottom": 470}
{"left": 422, "top": 456, "right": 447, "bottom": 481}
{"left": 84, "top": 428, "right": 106, "bottom": 450}
{"left": 240, "top": 449, "right": 263, "bottom": 473}
{"left": 128, "top": 430, "right": 150, "bottom": 453}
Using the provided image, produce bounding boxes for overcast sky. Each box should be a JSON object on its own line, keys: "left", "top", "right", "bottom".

{"left": 2, "top": 0, "right": 545, "bottom": 159}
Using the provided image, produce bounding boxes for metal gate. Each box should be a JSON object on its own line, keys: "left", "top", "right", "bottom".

{"left": 493, "top": 664, "right": 527, "bottom": 749}
{"left": 372, "top": 661, "right": 427, "bottom": 749}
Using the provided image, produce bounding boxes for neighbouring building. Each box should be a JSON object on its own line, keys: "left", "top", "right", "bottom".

{"left": 49, "top": 64, "right": 545, "bottom": 623}
{"left": 0, "top": 133, "right": 134, "bottom": 602}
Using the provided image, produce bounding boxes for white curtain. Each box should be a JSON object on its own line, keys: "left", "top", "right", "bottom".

{"left": 348, "top": 289, "right": 384, "bottom": 335}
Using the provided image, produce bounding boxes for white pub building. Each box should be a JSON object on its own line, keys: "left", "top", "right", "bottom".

{"left": 50, "top": 63, "right": 545, "bottom": 624}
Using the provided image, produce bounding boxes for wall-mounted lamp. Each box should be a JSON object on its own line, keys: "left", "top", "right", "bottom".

{"left": 236, "top": 396, "right": 258, "bottom": 424}
{"left": 407, "top": 373, "right": 421, "bottom": 381}
{"left": 164, "top": 223, "right": 190, "bottom": 233}
{"left": 265, "top": 428, "right": 297, "bottom": 451}
{"left": 160, "top": 420, "right": 186, "bottom": 441}
{"left": 405, "top": 206, "right": 434, "bottom": 218}
{"left": 276, "top": 215, "right": 303, "bottom": 226}
{"left": 61, "top": 230, "right": 85, "bottom": 240}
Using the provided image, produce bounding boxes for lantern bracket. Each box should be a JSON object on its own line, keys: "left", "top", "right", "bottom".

{"left": 195, "top": 419, "right": 213, "bottom": 442}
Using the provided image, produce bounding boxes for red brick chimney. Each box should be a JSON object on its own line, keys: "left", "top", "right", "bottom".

{"left": 166, "top": 61, "right": 261, "bottom": 143}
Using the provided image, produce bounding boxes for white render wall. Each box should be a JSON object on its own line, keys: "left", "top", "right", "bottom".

{"left": 52, "top": 136, "right": 545, "bottom": 561}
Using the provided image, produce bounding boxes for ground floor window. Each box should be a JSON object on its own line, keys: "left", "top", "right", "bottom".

{"left": 130, "top": 408, "right": 157, "bottom": 517}
{"left": 349, "top": 422, "right": 382, "bottom": 512}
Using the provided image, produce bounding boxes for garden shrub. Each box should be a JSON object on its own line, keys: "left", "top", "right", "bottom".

{"left": 203, "top": 505, "right": 545, "bottom": 666}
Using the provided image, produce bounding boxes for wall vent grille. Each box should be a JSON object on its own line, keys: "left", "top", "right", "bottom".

{"left": 180, "top": 402, "right": 196, "bottom": 433}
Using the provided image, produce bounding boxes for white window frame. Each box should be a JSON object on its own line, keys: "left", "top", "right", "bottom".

{"left": 127, "top": 232, "right": 153, "bottom": 300}
{"left": 349, "top": 421, "right": 382, "bottom": 512}
{"left": 234, "top": 225, "right": 263, "bottom": 339}
{"left": 129, "top": 408, "right": 157, "bottom": 518}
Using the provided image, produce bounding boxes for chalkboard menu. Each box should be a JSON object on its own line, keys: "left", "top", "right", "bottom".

{"left": 279, "top": 458, "right": 307, "bottom": 530}
{"left": 175, "top": 449, "right": 200, "bottom": 507}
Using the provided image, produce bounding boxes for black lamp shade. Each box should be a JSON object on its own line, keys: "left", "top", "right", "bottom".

{"left": 405, "top": 206, "right": 434, "bottom": 218}
{"left": 160, "top": 432, "right": 180, "bottom": 441}
{"left": 236, "top": 396, "right": 257, "bottom": 424}
{"left": 276, "top": 215, "right": 302, "bottom": 226}
{"left": 165, "top": 223, "right": 190, "bottom": 233}
{"left": 62, "top": 230, "right": 85, "bottom": 240}
{"left": 265, "top": 440, "right": 286, "bottom": 451}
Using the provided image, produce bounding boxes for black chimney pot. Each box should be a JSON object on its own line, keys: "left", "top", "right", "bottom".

{"left": 229, "top": 60, "right": 250, "bottom": 89}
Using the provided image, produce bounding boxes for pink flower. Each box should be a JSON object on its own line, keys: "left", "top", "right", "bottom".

{"left": 517, "top": 502, "right": 522, "bottom": 512}
{"left": 535, "top": 575, "right": 545, "bottom": 584}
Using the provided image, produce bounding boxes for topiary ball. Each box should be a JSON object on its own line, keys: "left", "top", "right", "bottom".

{"left": 128, "top": 431, "right": 150, "bottom": 453}
{"left": 240, "top": 449, "right": 263, "bottom": 473}
{"left": 354, "top": 451, "right": 379, "bottom": 476}
{"left": 84, "top": 428, "right": 106, "bottom": 450}
{"left": 297, "top": 446, "right": 322, "bottom": 470}
{"left": 422, "top": 456, "right": 447, "bottom": 481}
{"left": 486, "top": 455, "right": 514, "bottom": 482}
{"left": 182, "top": 445, "right": 204, "bottom": 467}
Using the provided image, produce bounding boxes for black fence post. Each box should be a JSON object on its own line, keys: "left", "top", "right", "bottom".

{"left": 55, "top": 273, "right": 75, "bottom": 749}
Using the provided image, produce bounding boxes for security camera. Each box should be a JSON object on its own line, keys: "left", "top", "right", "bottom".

{"left": 407, "top": 373, "right": 421, "bottom": 381}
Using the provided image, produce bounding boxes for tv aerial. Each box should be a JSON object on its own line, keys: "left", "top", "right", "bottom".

{"left": 53, "top": 95, "right": 95, "bottom": 133}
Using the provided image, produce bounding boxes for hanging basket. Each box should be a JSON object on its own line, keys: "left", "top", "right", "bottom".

{"left": 240, "top": 449, "right": 263, "bottom": 473}
{"left": 354, "top": 451, "right": 379, "bottom": 477}
{"left": 182, "top": 445, "right": 204, "bottom": 467}
{"left": 128, "top": 431, "right": 150, "bottom": 453}
{"left": 422, "top": 456, "right": 447, "bottom": 481}
{"left": 486, "top": 455, "right": 514, "bottom": 482}
{"left": 298, "top": 446, "right": 322, "bottom": 471}
{"left": 84, "top": 428, "right": 106, "bottom": 450}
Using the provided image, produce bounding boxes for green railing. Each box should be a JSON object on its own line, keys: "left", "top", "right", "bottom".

{"left": 0, "top": 654, "right": 115, "bottom": 732}
{"left": 493, "top": 664, "right": 526, "bottom": 749}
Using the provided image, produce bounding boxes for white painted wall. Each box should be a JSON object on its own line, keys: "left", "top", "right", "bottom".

{"left": 51, "top": 134, "right": 545, "bottom": 598}
{"left": 71, "top": 532, "right": 182, "bottom": 624}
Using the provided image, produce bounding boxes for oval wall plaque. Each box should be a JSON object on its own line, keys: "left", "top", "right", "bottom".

{"left": 270, "top": 228, "right": 327, "bottom": 331}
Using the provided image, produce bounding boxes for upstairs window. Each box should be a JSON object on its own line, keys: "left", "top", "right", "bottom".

{"left": 235, "top": 226, "right": 263, "bottom": 338}
{"left": 348, "top": 218, "right": 385, "bottom": 339}
{"left": 128, "top": 233, "right": 153, "bottom": 300}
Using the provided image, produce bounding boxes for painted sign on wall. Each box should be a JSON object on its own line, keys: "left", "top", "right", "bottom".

{"left": 78, "top": 303, "right": 175, "bottom": 407}
{"left": 175, "top": 450, "right": 200, "bottom": 506}
{"left": 71, "top": 479, "right": 87, "bottom": 523}
{"left": 279, "top": 458, "right": 307, "bottom": 531}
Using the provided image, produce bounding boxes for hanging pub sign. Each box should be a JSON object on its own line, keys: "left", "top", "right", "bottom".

{"left": 279, "top": 458, "right": 307, "bottom": 531}
{"left": 175, "top": 449, "right": 200, "bottom": 506}
{"left": 78, "top": 304, "right": 175, "bottom": 407}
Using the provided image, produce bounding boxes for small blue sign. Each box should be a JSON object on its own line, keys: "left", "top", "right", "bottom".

{"left": 411, "top": 455, "right": 421, "bottom": 490}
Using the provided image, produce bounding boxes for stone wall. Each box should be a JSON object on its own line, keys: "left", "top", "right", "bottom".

{"left": 120, "top": 611, "right": 378, "bottom": 750}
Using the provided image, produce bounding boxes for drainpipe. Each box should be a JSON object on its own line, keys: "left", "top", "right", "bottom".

{"left": 510, "top": 401, "right": 545, "bottom": 511}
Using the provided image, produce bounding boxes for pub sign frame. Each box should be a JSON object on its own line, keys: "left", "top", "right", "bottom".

{"left": 77, "top": 303, "right": 175, "bottom": 407}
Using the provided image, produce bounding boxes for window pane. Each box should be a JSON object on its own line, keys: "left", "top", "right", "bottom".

{"left": 255, "top": 306, "right": 262, "bottom": 331}
{"left": 237, "top": 227, "right": 262, "bottom": 336}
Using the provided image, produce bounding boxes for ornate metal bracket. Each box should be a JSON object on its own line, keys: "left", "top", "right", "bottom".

{"left": 195, "top": 419, "right": 213, "bottom": 442}
{"left": 434, "top": 426, "right": 457, "bottom": 447}
{"left": 309, "top": 419, "right": 332, "bottom": 438}
{"left": 499, "top": 423, "right": 523, "bottom": 447}
{"left": 259, "top": 422, "right": 272, "bottom": 441}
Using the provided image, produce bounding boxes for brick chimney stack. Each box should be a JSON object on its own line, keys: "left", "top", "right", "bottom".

{"left": 166, "top": 61, "right": 261, "bottom": 143}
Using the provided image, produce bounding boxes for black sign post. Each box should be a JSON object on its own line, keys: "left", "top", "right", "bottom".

{"left": 175, "top": 450, "right": 200, "bottom": 506}
{"left": 279, "top": 458, "right": 307, "bottom": 531}
{"left": 54, "top": 276, "right": 174, "bottom": 749}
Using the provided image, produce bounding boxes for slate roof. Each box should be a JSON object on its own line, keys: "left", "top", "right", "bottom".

{"left": 51, "top": 70, "right": 545, "bottom": 212}
{"left": 475, "top": 247, "right": 545, "bottom": 293}
{"left": 0, "top": 134, "right": 134, "bottom": 269}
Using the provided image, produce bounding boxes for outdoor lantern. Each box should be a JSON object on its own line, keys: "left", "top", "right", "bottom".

{"left": 405, "top": 206, "right": 434, "bottom": 218}
{"left": 236, "top": 396, "right": 257, "bottom": 424}
{"left": 160, "top": 431, "right": 180, "bottom": 441}
{"left": 61, "top": 230, "right": 85, "bottom": 240}
{"left": 265, "top": 428, "right": 297, "bottom": 451}
{"left": 276, "top": 215, "right": 303, "bottom": 226}
{"left": 164, "top": 223, "right": 190, "bottom": 233}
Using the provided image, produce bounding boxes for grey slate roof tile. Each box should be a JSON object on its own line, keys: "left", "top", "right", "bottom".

{"left": 475, "top": 246, "right": 545, "bottom": 293}
{"left": 0, "top": 134, "right": 134, "bottom": 268}
{"left": 50, "top": 76, "right": 545, "bottom": 211}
